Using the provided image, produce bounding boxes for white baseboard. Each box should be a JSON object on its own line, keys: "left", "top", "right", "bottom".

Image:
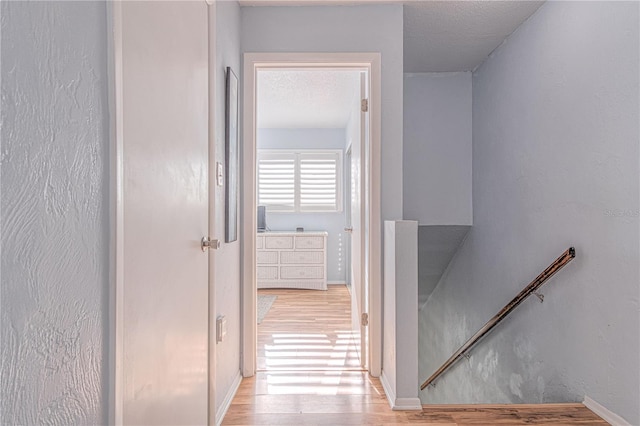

{"left": 327, "top": 280, "right": 347, "bottom": 285}
{"left": 216, "top": 371, "right": 242, "bottom": 426}
{"left": 380, "top": 371, "right": 422, "bottom": 411}
{"left": 393, "top": 397, "right": 423, "bottom": 411}
{"left": 583, "top": 396, "right": 630, "bottom": 426}
{"left": 380, "top": 371, "right": 396, "bottom": 409}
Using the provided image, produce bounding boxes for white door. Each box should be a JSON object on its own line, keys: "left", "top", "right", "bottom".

{"left": 349, "top": 72, "right": 368, "bottom": 369}
{"left": 121, "top": 2, "right": 210, "bottom": 424}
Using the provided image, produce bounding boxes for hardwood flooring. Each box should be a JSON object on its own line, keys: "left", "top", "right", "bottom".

{"left": 257, "top": 286, "right": 362, "bottom": 372}
{"left": 222, "top": 286, "right": 607, "bottom": 425}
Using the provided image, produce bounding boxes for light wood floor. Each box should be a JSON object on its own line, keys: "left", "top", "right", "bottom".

{"left": 257, "top": 286, "right": 362, "bottom": 372}
{"left": 222, "top": 286, "right": 607, "bottom": 425}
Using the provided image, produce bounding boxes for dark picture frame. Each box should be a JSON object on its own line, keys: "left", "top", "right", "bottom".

{"left": 225, "top": 67, "right": 239, "bottom": 243}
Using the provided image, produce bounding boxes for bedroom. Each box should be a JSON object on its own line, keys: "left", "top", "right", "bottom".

{"left": 254, "top": 68, "right": 368, "bottom": 375}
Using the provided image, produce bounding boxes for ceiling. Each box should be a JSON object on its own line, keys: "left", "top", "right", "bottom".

{"left": 241, "top": 0, "right": 544, "bottom": 73}
{"left": 404, "top": 1, "right": 544, "bottom": 72}
{"left": 251, "top": 1, "right": 545, "bottom": 128}
{"left": 257, "top": 69, "right": 361, "bottom": 128}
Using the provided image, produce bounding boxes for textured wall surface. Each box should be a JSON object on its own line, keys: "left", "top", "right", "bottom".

{"left": 419, "top": 2, "right": 639, "bottom": 424}
{"left": 258, "top": 128, "right": 347, "bottom": 282}
{"left": 403, "top": 1, "right": 543, "bottom": 72}
{"left": 215, "top": 0, "right": 242, "bottom": 413}
{"left": 1, "top": 2, "right": 109, "bottom": 424}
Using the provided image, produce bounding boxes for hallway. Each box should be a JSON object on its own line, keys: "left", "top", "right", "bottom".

{"left": 224, "top": 285, "right": 391, "bottom": 424}
{"left": 222, "top": 286, "right": 607, "bottom": 425}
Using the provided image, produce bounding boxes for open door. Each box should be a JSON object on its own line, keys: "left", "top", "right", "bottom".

{"left": 347, "top": 71, "right": 369, "bottom": 369}
{"left": 118, "top": 2, "right": 211, "bottom": 424}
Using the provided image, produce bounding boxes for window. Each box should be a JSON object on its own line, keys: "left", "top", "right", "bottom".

{"left": 258, "top": 150, "right": 342, "bottom": 212}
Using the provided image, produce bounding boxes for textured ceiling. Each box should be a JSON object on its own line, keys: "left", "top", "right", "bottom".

{"left": 404, "top": 1, "right": 544, "bottom": 72}
{"left": 241, "top": 0, "right": 544, "bottom": 73}
{"left": 257, "top": 69, "right": 361, "bottom": 128}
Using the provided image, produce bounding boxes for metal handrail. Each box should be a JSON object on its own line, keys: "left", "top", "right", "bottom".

{"left": 420, "top": 247, "right": 576, "bottom": 391}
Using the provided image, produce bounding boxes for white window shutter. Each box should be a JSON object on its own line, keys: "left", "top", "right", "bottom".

{"left": 299, "top": 152, "right": 340, "bottom": 212}
{"left": 257, "top": 149, "right": 342, "bottom": 213}
{"left": 257, "top": 152, "right": 296, "bottom": 212}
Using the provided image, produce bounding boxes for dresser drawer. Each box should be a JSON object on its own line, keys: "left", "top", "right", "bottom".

{"left": 280, "top": 266, "right": 324, "bottom": 279}
{"left": 257, "top": 232, "right": 327, "bottom": 290}
{"left": 265, "top": 236, "right": 293, "bottom": 249}
{"left": 257, "top": 251, "right": 278, "bottom": 264}
{"left": 295, "top": 236, "right": 324, "bottom": 249}
{"left": 257, "top": 266, "right": 278, "bottom": 280}
{"left": 280, "top": 251, "right": 324, "bottom": 264}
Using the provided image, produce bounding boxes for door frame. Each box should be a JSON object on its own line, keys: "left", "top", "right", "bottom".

{"left": 107, "top": 2, "right": 218, "bottom": 424}
{"left": 106, "top": 2, "right": 124, "bottom": 423}
{"left": 241, "top": 52, "right": 382, "bottom": 377}
{"left": 344, "top": 144, "right": 352, "bottom": 291}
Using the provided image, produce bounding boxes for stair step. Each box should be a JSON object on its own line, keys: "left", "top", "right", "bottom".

{"left": 416, "top": 403, "right": 608, "bottom": 424}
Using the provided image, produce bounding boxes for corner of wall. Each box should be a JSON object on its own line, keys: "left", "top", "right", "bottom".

{"left": 215, "top": 372, "right": 242, "bottom": 426}
{"left": 583, "top": 396, "right": 631, "bottom": 426}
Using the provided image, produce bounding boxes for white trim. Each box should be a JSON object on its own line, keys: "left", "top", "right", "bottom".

{"left": 327, "top": 280, "right": 347, "bottom": 285}
{"left": 207, "top": 2, "right": 217, "bottom": 425}
{"left": 393, "top": 398, "right": 423, "bottom": 411}
{"left": 242, "top": 53, "right": 258, "bottom": 377}
{"left": 380, "top": 372, "right": 423, "bottom": 411}
{"left": 583, "top": 396, "right": 630, "bottom": 426}
{"left": 242, "top": 52, "right": 383, "bottom": 378}
{"left": 380, "top": 371, "right": 395, "bottom": 408}
{"left": 368, "top": 53, "right": 382, "bottom": 378}
{"left": 107, "top": 2, "right": 124, "bottom": 424}
{"left": 215, "top": 371, "right": 242, "bottom": 426}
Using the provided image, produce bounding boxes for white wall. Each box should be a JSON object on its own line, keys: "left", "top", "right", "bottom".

{"left": 403, "top": 72, "right": 473, "bottom": 306}
{"left": 1, "top": 2, "right": 109, "bottom": 423}
{"left": 258, "top": 128, "right": 347, "bottom": 282}
{"left": 241, "top": 4, "right": 404, "bottom": 222}
{"left": 382, "top": 221, "right": 420, "bottom": 409}
{"left": 215, "top": 0, "right": 242, "bottom": 414}
{"left": 403, "top": 73, "right": 472, "bottom": 226}
{"left": 419, "top": 2, "right": 639, "bottom": 424}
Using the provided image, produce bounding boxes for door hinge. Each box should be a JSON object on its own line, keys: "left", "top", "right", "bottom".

{"left": 361, "top": 312, "right": 369, "bottom": 327}
{"left": 361, "top": 98, "right": 369, "bottom": 113}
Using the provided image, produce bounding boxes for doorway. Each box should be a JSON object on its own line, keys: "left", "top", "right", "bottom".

{"left": 255, "top": 68, "right": 363, "bottom": 374}
{"left": 241, "top": 53, "right": 383, "bottom": 379}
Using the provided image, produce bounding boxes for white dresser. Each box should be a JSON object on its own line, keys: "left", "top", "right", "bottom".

{"left": 256, "top": 231, "right": 328, "bottom": 291}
